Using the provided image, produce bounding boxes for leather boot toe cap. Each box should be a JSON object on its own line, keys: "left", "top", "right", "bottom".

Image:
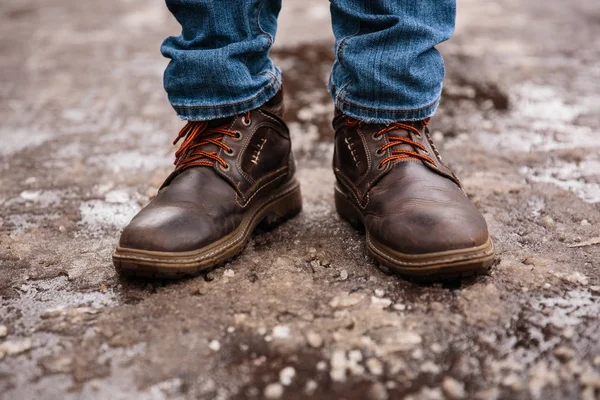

{"left": 118, "top": 205, "right": 237, "bottom": 253}
{"left": 366, "top": 205, "right": 490, "bottom": 255}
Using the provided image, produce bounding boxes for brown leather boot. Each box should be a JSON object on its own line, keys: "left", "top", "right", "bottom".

{"left": 113, "top": 90, "right": 301, "bottom": 278}
{"left": 332, "top": 110, "right": 494, "bottom": 280}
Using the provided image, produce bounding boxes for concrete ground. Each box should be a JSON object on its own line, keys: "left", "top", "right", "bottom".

{"left": 1, "top": 0, "right": 599, "bottom": 399}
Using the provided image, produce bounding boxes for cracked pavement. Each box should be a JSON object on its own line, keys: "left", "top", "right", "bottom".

{"left": 1, "top": 0, "right": 599, "bottom": 399}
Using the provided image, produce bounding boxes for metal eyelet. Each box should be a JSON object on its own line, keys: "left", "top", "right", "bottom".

{"left": 421, "top": 148, "right": 429, "bottom": 155}
{"left": 375, "top": 148, "right": 384, "bottom": 157}
{"left": 220, "top": 163, "right": 230, "bottom": 171}
{"left": 233, "top": 131, "right": 243, "bottom": 141}
{"left": 377, "top": 162, "right": 385, "bottom": 170}
{"left": 372, "top": 132, "right": 383, "bottom": 141}
{"left": 224, "top": 147, "right": 235, "bottom": 156}
{"left": 241, "top": 116, "right": 252, "bottom": 126}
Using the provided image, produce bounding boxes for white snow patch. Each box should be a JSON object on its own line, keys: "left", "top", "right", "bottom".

{"left": 79, "top": 200, "right": 140, "bottom": 229}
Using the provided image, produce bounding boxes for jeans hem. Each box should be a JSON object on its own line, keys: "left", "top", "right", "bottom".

{"left": 329, "top": 79, "right": 442, "bottom": 123}
{"left": 333, "top": 94, "right": 440, "bottom": 123}
{"left": 171, "top": 69, "right": 282, "bottom": 121}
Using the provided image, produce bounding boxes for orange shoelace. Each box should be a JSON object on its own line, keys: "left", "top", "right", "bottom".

{"left": 172, "top": 112, "right": 250, "bottom": 171}
{"left": 346, "top": 117, "right": 435, "bottom": 168}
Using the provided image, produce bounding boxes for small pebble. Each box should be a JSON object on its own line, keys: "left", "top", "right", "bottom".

{"left": 272, "top": 325, "right": 290, "bottom": 339}
{"left": 348, "top": 350, "right": 363, "bottom": 363}
{"left": 192, "top": 285, "right": 210, "bottom": 296}
{"left": 501, "top": 373, "right": 522, "bottom": 389}
{"left": 204, "top": 271, "right": 216, "bottom": 282}
{"left": 339, "top": 270, "right": 349, "bottom": 280}
{"left": 0, "top": 325, "right": 7, "bottom": 338}
{"left": 304, "top": 379, "right": 318, "bottom": 395}
{"left": 264, "top": 383, "right": 284, "bottom": 399}
{"left": 430, "top": 343, "right": 443, "bottom": 353}
{"left": 316, "top": 360, "right": 327, "bottom": 371}
{"left": 411, "top": 348, "right": 424, "bottom": 360}
{"left": 253, "top": 355, "right": 266, "bottom": 366}
{"left": 330, "top": 368, "right": 346, "bottom": 383}
{"left": 420, "top": 361, "right": 441, "bottom": 374}
{"left": 371, "top": 296, "right": 392, "bottom": 308}
{"left": 208, "top": 340, "right": 220, "bottom": 351}
{"left": 279, "top": 366, "right": 296, "bottom": 386}
{"left": 366, "top": 358, "right": 384, "bottom": 376}
{"left": 0, "top": 339, "right": 32, "bottom": 357}
{"left": 223, "top": 269, "right": 235, "bottom": 278}
{"left": 554, "top": 346, "right": 575, "bottom": 361}
{"left": 442, "top": 377, "right": 466, "bottom": 399}
{"left": 562, "top": 327, "right": 575, "bottom": 339}
{"left": 329, "top": 293, "right": 363, "bottom": 308}
{"left": 306, "top": 331, "right": 323, "bottom": 348}
{"left": 580, "top": 370, "right": 600, "bottom": 389}
{"left": 330, "top": 350, "right": 348, "bottom": 382}
{"left": 522, "top": 257, "right": 535, "bottom": 266}
{"left": 374, "top": 289, "right": 385, "bottom": 297}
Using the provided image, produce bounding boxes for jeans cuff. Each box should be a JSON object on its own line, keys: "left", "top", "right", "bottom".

{"left": 330, "top": 83, "right": 441, "bottom": 123}
{"left": 171, "top": 68, "right": 282, "bottom": 121}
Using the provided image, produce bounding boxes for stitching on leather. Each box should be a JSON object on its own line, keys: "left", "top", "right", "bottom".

{"left": 424, "top": 129, "right": 462, "bottom": 187}
{"left": 354, "top": 126, "right": 371, "bottom": 185}
{"left": 235, "top": 121, "right": 287, "bottom": 187}
{"left": 414, "top": 127, "right": 462, "bottom": 187}
{"left": 334, "top": 170, "right": 369, "bottom": 210}
{"left": 235, "top": 119, "right": 261, "bottom": 185}
{"left": 258, "top": 111, "right": 290, "bottom": 139}
{"left": 236, "top": 167, "right": 288, "bottom": 208}
{"left": 258, "top": 110, "right": 279, "bottom": 124}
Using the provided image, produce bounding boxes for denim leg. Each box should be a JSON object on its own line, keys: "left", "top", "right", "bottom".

{"left": 161, "top": 0, "right": 282, "bottom": 121}
{"left": 328, "top": 0, "right": 456, "bottom": 123}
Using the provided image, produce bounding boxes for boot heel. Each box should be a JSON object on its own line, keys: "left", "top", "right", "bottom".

{"left": 259, "top": 184, "right": 303, "bottom": 230}
{"left": 335, "top": 187, "right": 364, "bottom": 231}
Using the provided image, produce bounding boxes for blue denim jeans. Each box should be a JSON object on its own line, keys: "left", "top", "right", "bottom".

{"left": 161, "top": 0, "right": 455, "bottom": 123}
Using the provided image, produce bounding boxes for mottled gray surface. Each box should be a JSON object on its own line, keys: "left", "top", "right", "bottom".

{"left": 1, "top": 0, "right": 599, "bottom": 399}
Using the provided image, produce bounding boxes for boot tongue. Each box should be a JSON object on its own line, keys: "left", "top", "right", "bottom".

{"left": 383, "top": 121, "right": 422, "bottom": 154}
{"left": 206, "top": 116, "right": 234, "bottom": 129}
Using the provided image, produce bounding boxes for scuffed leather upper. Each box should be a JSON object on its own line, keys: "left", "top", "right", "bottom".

{"left": 119, "top": 92, "right": 294, "bottom": 252}
{"left": 333, "top": 111, "right": 490, "bottom": 254}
